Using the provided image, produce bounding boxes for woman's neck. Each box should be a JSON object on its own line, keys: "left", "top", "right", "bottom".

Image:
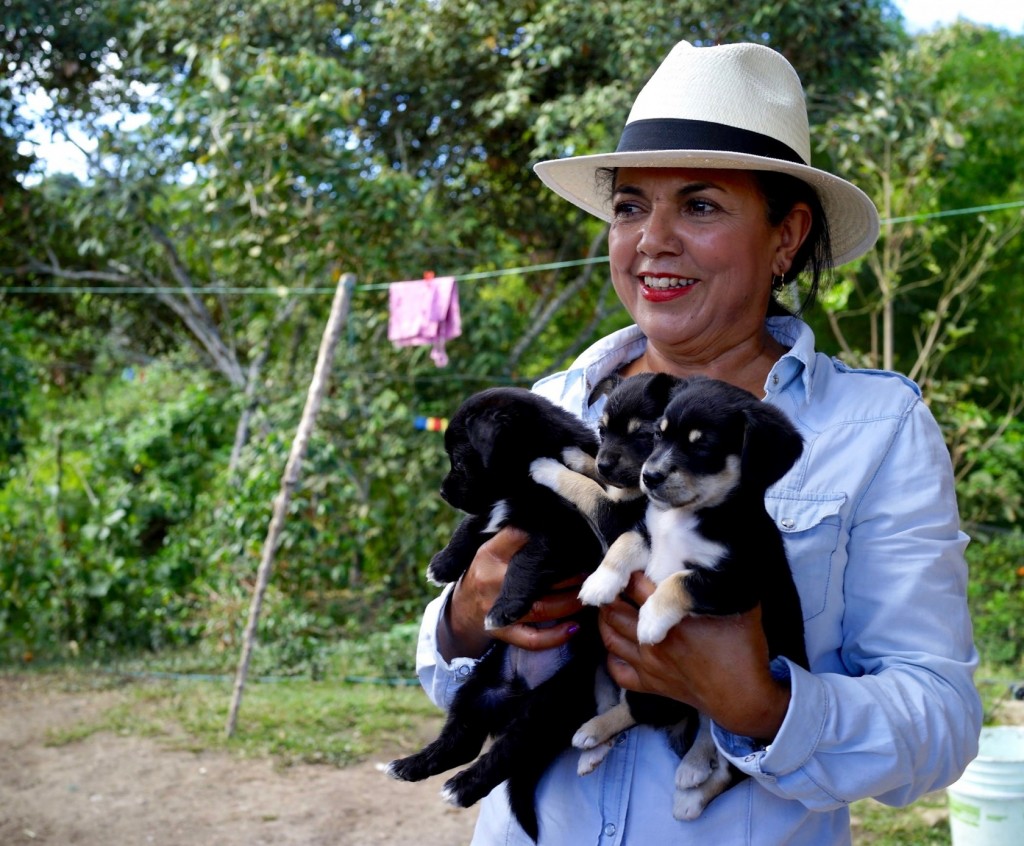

{"left": 621, "top": 328, "right": 788, "bottom": 397}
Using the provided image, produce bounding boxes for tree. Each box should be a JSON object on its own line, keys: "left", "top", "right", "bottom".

{"left": 925, "top": 24, "right": 1024, "bottom": 401}
{"left": 816, "top": 38, "right": 1023, "bottom": 391}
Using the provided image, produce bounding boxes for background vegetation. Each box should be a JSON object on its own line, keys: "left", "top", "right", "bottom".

{"left": 1, "top": 1, "right": 1022, "bottom": 700}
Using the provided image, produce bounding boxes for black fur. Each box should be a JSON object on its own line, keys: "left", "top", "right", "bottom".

{"left": 386, "top": 387, "right": 607, "bottom": 842}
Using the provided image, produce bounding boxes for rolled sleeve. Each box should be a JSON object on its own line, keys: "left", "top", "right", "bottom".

{"left": 415, "top": 585, "right": 480, "bottom": 709}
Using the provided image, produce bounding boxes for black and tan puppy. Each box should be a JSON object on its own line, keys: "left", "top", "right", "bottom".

{"left": 533, "top": 374, "right": 808, "bottom": 819}
{"left": 386, "top": 387, "right": 607, "bottom": 842}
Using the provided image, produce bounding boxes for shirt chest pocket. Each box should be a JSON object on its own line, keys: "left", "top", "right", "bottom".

{"left": 766, "top": 492, "right": 846, "bottom": 622}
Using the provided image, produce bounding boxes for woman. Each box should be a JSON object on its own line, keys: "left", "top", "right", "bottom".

{"left": 415, "top": 40, "right": 981, "bottom": 844}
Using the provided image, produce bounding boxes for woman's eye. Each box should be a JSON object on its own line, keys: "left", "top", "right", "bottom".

{"left": 612, "top": 199, "right": 643, "bottom": 218}
{"left": 686, "top": 198, "right": 717, "bottom": 216}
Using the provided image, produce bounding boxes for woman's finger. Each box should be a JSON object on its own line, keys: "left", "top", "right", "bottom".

{"left": 494, "top": 619, "right": 582, "bottom": 651}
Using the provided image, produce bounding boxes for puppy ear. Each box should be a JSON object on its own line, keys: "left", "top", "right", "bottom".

{"left": 741, "top": 404, "right": 803, "bottom": 490}
{"left": 466, "top": 409, "right": 503, "bottom": 468}
{"left": 589, "top": 375, "right": 622, "bottom": 407}
{"left": 645, "top": 372, "right": 681, "bottom": 410}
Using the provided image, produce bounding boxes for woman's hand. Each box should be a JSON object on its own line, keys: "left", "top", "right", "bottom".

{"left": 438, "top": 526, "right": 587, "bottom": 661}
{"left": 599, "top": 572, "right": 791, "bottom": 742}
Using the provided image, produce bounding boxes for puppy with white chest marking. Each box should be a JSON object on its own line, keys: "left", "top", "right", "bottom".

{"left": 386, "top": 387, "right": 607, "bottom": 843}
{"left": 635, "top": 376, "right": 807, "bottom": 658}
{"left": 533, "top": 373, "right": 809, "bottom": 820}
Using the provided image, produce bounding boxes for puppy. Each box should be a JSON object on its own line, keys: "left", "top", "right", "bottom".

{"left": 533, "top": 374, "right": 808, "bottom": 819}
{"left": 386, "top": 387, "right": 607, "bottom": 842}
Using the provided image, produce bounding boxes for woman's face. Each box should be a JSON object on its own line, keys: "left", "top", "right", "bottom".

{"left": 607, "top": 167, "right": 795, "bottom": 361}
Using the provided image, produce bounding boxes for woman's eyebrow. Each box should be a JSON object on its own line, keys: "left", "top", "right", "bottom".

{"left": 612, "top": 180, "right": 721, "bottom": 198}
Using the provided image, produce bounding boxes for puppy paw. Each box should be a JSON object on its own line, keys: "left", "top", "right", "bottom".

{"left": 529, "top": 457, "right": 564, "bottom": 490}
{"left": 424, "top": 563, "right": 448, "bottom": 587}
{"left": 385, "top": 756, "right": 422, "bottom": 783}
{"left": 440, "top": 773, "right": 474, "bottom": 808}
{"left": 672, "top": 753, "right": 734, "bottom": 821}
{"left": 636, "top": 604, "right": 676, "bottom": 644}
{"left": 578, "top": 567, "right": 627, "bottom": 607}
{"left": 675, "top": 756, "right": 713, "bottom": 790}
{"left": 426, "top": 549, "right": 462, "bottom": 586}
{"left": 572, "top": 722, "right": 603, "bottom": 751}
{"left": 439, "top": 783, "right": 464, "bottom": 807}
{"left": 483, "top": 610, "right": 510, "bottom": 631}
{"left": 672, "top": 786, "right": 711, "bottom": 821}
{"left": 560, "top": 446, "right": 594, "bottom": 474}
{"left": 576, "top": 742, "right": 614, "bottom": 775}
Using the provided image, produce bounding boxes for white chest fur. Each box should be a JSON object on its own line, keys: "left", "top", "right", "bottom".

{"left": 645, "top": 505, "right": 727, "bottom": 584}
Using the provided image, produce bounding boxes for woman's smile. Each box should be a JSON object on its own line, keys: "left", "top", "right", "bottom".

{"left": 639, "top": 273, "right": 699, "bottom": 302}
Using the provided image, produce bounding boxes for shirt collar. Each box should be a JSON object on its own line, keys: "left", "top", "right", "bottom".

{"left": 763, "top": 316, "right": 816, "bottom": 402}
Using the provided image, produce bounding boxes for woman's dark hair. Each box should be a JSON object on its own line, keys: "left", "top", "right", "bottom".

{"left": 752, "top": 170, "right": 834, "bottom": 315}
{"left": 595, "top": 166, "right": 834, "bottom": 316}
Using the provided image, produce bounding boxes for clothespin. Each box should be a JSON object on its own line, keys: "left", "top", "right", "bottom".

{"left": 414, "top": 415, "right": 448, "bottom": 433}
{"left": 423, "top": 270, "right": 435, "bottom": 280}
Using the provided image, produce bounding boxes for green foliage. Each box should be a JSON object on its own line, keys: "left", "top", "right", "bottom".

{"left": 927, "top": 378, "right": 1024, "bottom": 528}
{"left": 924, "top": 25, "right": 1024, "bottom": 401}
{"left": 0, "top": 313, "right": 33, "bottom": 477}
{"left": 966, "top": 531, "right": 1024, "bottom": 670}
{"left": 0, "top": 365, "right": 235, "bottom": 658}
{"left": 177, "top": 366, "right": 457, "bottom": 649}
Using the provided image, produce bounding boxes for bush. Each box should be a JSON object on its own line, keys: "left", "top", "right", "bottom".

{"left": 966, "top": 529, "right": 1024, "bottom": 670}
{"left": 0, "top": 365, "right": 234, "bottom": 659}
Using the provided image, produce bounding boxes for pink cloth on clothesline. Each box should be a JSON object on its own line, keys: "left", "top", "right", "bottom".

{"left": 387, "top": 276, "right": 462, "bottom": 367}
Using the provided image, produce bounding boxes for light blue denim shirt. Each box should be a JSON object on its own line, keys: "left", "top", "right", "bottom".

{"left": 415, "top": 317, "right": 982, "bottom": 845}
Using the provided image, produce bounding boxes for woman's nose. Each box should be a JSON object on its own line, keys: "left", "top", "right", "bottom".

{"left": 636, "top": 208, "right": 682, "bottom": 256}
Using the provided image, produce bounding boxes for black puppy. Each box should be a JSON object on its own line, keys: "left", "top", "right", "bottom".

{"left": 533, "top": 374, "right": 808, "bottom": 819}
{"left": 386, "top": 387, "right": 607, "bottom": 842}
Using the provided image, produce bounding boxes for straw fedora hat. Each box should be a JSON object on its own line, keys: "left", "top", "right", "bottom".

{"left": 534, "top": 40, "right": 879, "bottom": 267}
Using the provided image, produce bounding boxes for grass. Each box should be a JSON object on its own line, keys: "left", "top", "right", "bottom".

{"left": 42, "top": 672, "right": 442, "bottom": 767}
{"left": 852, "top": 794, "right": 951, "bottom": 845}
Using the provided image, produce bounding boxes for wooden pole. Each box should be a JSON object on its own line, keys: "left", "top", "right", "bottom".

{"left": 225, "top": 271, "right": 355, "bottom": 738}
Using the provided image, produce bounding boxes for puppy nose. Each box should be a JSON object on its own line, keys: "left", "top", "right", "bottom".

{"left": 642, "top": 468, "right": 666, "bottom": 489}
{"left": 597, "top": 458, "right": 615, "bottom": 478}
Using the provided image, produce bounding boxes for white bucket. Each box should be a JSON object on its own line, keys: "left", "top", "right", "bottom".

{"left": 948, "top": 725, "right": 1024, "bottom": 846}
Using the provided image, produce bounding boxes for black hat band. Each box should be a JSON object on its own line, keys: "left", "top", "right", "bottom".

{"left": 616, "top": 118, "right": 806, "bottom": 166}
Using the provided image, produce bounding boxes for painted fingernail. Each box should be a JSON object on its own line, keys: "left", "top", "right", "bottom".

{"left": 567, "top": 624, "right": 580, "bottom": 636}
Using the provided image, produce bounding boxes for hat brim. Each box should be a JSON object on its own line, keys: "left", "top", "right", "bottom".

{"left": 534, "top": 150, "right": 879, "bottom": 267}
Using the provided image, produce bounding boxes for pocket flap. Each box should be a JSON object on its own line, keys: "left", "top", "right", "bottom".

{"left": 766, "top": 492, "right": 846, "bottom": 533}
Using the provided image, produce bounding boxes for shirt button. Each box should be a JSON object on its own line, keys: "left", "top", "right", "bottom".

{"left": 772, "top": 374, "right": 780, "bottom": 385}
{"left": 603, "top": 823, "right": 617, "bottom": 837}
{"left": 745, "top": 754, "right": 757, "bottom": 762}
{"left": 781, "top": 517, "right": 795, "bottom": 530}
{"left": 457, "top": 665, "right": 471, "bottom": 677}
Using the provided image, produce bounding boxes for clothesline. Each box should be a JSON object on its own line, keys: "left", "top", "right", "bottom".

{"left": 4, "top": 198, "right": 1023, "bottom": 298}
{"left": 0, "top": 257, "right": 608, "bottom": 297}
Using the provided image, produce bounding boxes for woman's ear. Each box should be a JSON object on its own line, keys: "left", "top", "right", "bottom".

{"left": 775, "top": 202, "right": 813, "bottom": 273}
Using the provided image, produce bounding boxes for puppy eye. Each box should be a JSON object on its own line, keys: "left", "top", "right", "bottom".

{"left": 688, "top": 429, "right": 703, "bottom": 443}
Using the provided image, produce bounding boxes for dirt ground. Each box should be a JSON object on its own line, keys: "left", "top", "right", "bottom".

{"left": 0, "top": 675, "right": 480, "bottom": 846}
{"left": 4, "top": 674, "right": 1021, "bottom": 846}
